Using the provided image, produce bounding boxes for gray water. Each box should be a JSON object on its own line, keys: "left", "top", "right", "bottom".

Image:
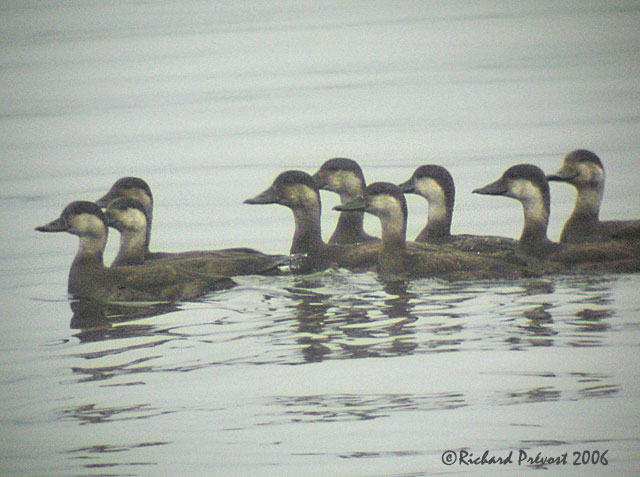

{"left": 2, "top": 1, "right": 640, "bottom": 475}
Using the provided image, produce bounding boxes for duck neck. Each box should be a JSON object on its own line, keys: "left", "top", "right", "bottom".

{"left": 569, "top": 183, "right": 603, "bottom": 223}
{"left": 113, "top": 229, "right": 146, "bottom": 266}
{"left": 519, "top": 197, "right": 550, "bottom": 251}
{"left": 419, "top": 196, "right": 452, "bottom": 240}
{"left": 291, "top": 203, "right": 325, "bottom": 254}
{"left": 331, "top": 190, "right": 367, "bottom": 243}
{"left": 71, "top": 234, "right": 106, "bottom": 268}
{"left": 377, "top": 216, "right": 409, "bottom": 282}
{"left": 380, "top": 213, "right": 407, "bottom": 252}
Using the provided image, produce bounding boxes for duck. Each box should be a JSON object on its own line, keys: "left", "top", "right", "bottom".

{"left": 103, "top": 197, "right": 289, "bottom": 275}
{"left": 546, "top": 149, "right": 640, "bottom": 243}
{"left": 35, "top": 201, "right": 235, "bottom": 302}
{"left": 334, "top": 182, "right": 541, "bottom": 282}
{"left": 398, "top": 164, "right": 517, "bottom": 252}
{"left": 310, "top": 158, "right": 378, "bottom": 244}
{"left": 473, "top": 164, "right": 640, "bottom": 273}
{"left": 244, "top": 170, "right": 379, "bottom": 273}
{"left": 95, "top": 176, "right": 286, "bottom": 266}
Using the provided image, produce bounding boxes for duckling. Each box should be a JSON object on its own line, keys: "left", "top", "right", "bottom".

{"left": 36, "top": 201, "right": 235, "bottom": 302}
{"left": 398, "top": 164, "right": 517, "bottom": 252}
{"left": 311, "top": 158, "right": 378, "bottom": 244}
{"left": 96, "top": 176, "right": 279, "bottom": 261}
{"left": 244, "top": 170, "right": 379, "bottom": 272}
{"left": 547, "top": 149, "right": 640, "bottom": 243}
{"left": 473, "top": 164, "right": 640, "bottom": 273}
{"left": 104, "top": 197, "right": 289, "bottom": 275}
{"left": 334, "top": 182, "right": 541, "bottom": 282}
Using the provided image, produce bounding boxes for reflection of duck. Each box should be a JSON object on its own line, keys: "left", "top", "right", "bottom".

{"left": 104, "top": 197, "right": 288, "bottom": 275}
{"left": 336, "top": 182, "right": 540, "bottom": 282}
{"left": 398, "top": 164, "right": 517, "bottom": 252}
{"left": 547, "top": 149, "right": 640, "bottom": 243}
{"left": 96, "top": 176, "right": 272, "bottom": 260}
{"left": 36, "top": 201, "right": 234, "bottom": 302}
{"left": 311, "top": 158, "right": 378, "bottom": 244}
{"left": 69, "top": 299, "right": 179, "bottom": 335}
{"left": 473, "top": 164, "right": 640, "bottom": 272}
{"left": 244, "top": 170, "right": 379, "bottom": 273}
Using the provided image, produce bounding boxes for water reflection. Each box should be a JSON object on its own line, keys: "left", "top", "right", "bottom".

{"left": 66, "top": 441, "right": 169, "bottom": 474}
{"left": 267, "top": 392, "right": 467, "bottom": 424}
{"left": 286, "top": 275, "right": 419, "bottom": 362}
{"left": 70, "top": 299, "right": 180, "bottom": 340}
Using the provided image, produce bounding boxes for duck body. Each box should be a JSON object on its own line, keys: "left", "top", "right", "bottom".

{"left": 311, "top": 158, "right": 378, "bottom": 245}
{"left": 547, "top": 149, "right": 640, "bottom": 244}
{"left": 97, "top": 177, "right": 288, "bottom": 275}
{"left": 245, "top": 170, "right": 379, "bottom": 273}
{"left": 474, "top": 163, "right": 640, "bottom": 274}
{"left": 36, "top": 201, "right": 234, "bottom": 302}
{"left": 335, "top": 182, "right": 542, "bottom": 282}
{"left": 398, "top": 164, "right": 517, "bottom": 253}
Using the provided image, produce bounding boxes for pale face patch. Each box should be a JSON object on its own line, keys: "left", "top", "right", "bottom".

{"left": 508, "top": 179, "right": 547, "bottom": 222}
{"left": 367, "top": 194, "right": 406, "bottom": 240}
{"left": 414, "top": 178, "right": 447, "bottom": 217}
{"left": 110, "top": 208, "right": 147, "bottom": 233}
{"left": 367, "top": 194, "right": 403, "bottom": 218}
{"left": 326, "top": 170, "right": 363, "bottom": 196}
{"left": 575, "top": 161, "right": 604, "bottom": 187}
{"left": 282, "top": 184, "right": 320, "bottom": 210}
{"left": 67, "top": 213, "right": 106, "bottom": 238}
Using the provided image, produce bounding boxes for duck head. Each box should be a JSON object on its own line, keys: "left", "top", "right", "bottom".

{"left": 36, "top": 201, "right": 107, "bottom": 238}
{"left": 104, "top": 197, "right": 149, "bottom": 235}
{"left": 104, "top": 197, "right": 150, "bottom": 265}
{"left": 311, "top": 158, "right": 367, "bottom": 199}
{"left": 398, "top": 165, "right": 455, "bottom": 238}
{"left": 473, "top": 164, "right": 550, "bottom": 250}
{"left": 547, "top": 149, "right": 605, "bottom": 189}
{"left": 96, "top": 177, "right": 153, "bottom": 215}
{"left": 245, "top": 170, "right": 323, "bottom": 254}
{"left": 244, "top": 170, "right": 321, "bottom": 211}
{"left": 36, "top": 201, "right": 108, "bottom": 263}
{"left": 336, "top": 182, "right": 407, "bottom": 247}
{"left": 96, "top": 177, "right": 153, "bottom": 250}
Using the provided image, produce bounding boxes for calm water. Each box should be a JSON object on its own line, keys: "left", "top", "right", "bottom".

{"left": 2, "top": 1, "right": 640, "bottom": 475}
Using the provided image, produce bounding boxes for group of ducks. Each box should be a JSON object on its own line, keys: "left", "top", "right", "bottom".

{"left": 36, "top": 149, "right": 640, "bottom": 302}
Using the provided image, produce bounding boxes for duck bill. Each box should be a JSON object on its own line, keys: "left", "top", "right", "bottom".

{"left": 35, "top": 216, "right": 68, "bottom": 233}
{"left": 244, "top": 186, "right": 278, "bottom": 205}
{"left": 334, "top": 196, "right": 366, "bottom": 212}
{"left": 397, "top": 179, "right": 415, "bottom": 194}
{"left": 472, "top": 179, "right": 508, "bottom": 196}
{"left": 546, "top": 166, "right": 575, "bottom": 182}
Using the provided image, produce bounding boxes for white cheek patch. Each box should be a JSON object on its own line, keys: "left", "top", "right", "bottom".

{"left": 510, "top": 180, "right": 547, "bottom": 220}
{"left": 415, "top": 178, "right": 447, "bottom": 217}
{"left": 69, "top": 213, "right": 106, "bottom": 238}
{"left": 414, "top": 178, "right": 440, "bottom": 200}
{"left": 290, "top": 185, "right": 320, "bottom": 209}
{"left": 329, "top": 170, "right": 362, "bottom": 195}
{"left": 342, "top": 171, "right": 363, "bottom": 194}
{"left": 578, "top": 162, "right": 604, "bottom": 185}
{"left": 370, "top": 194, "right": 402, "bottom": 217}
{"left": 120, "top": 209, "right": 148, "bottom": 233}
